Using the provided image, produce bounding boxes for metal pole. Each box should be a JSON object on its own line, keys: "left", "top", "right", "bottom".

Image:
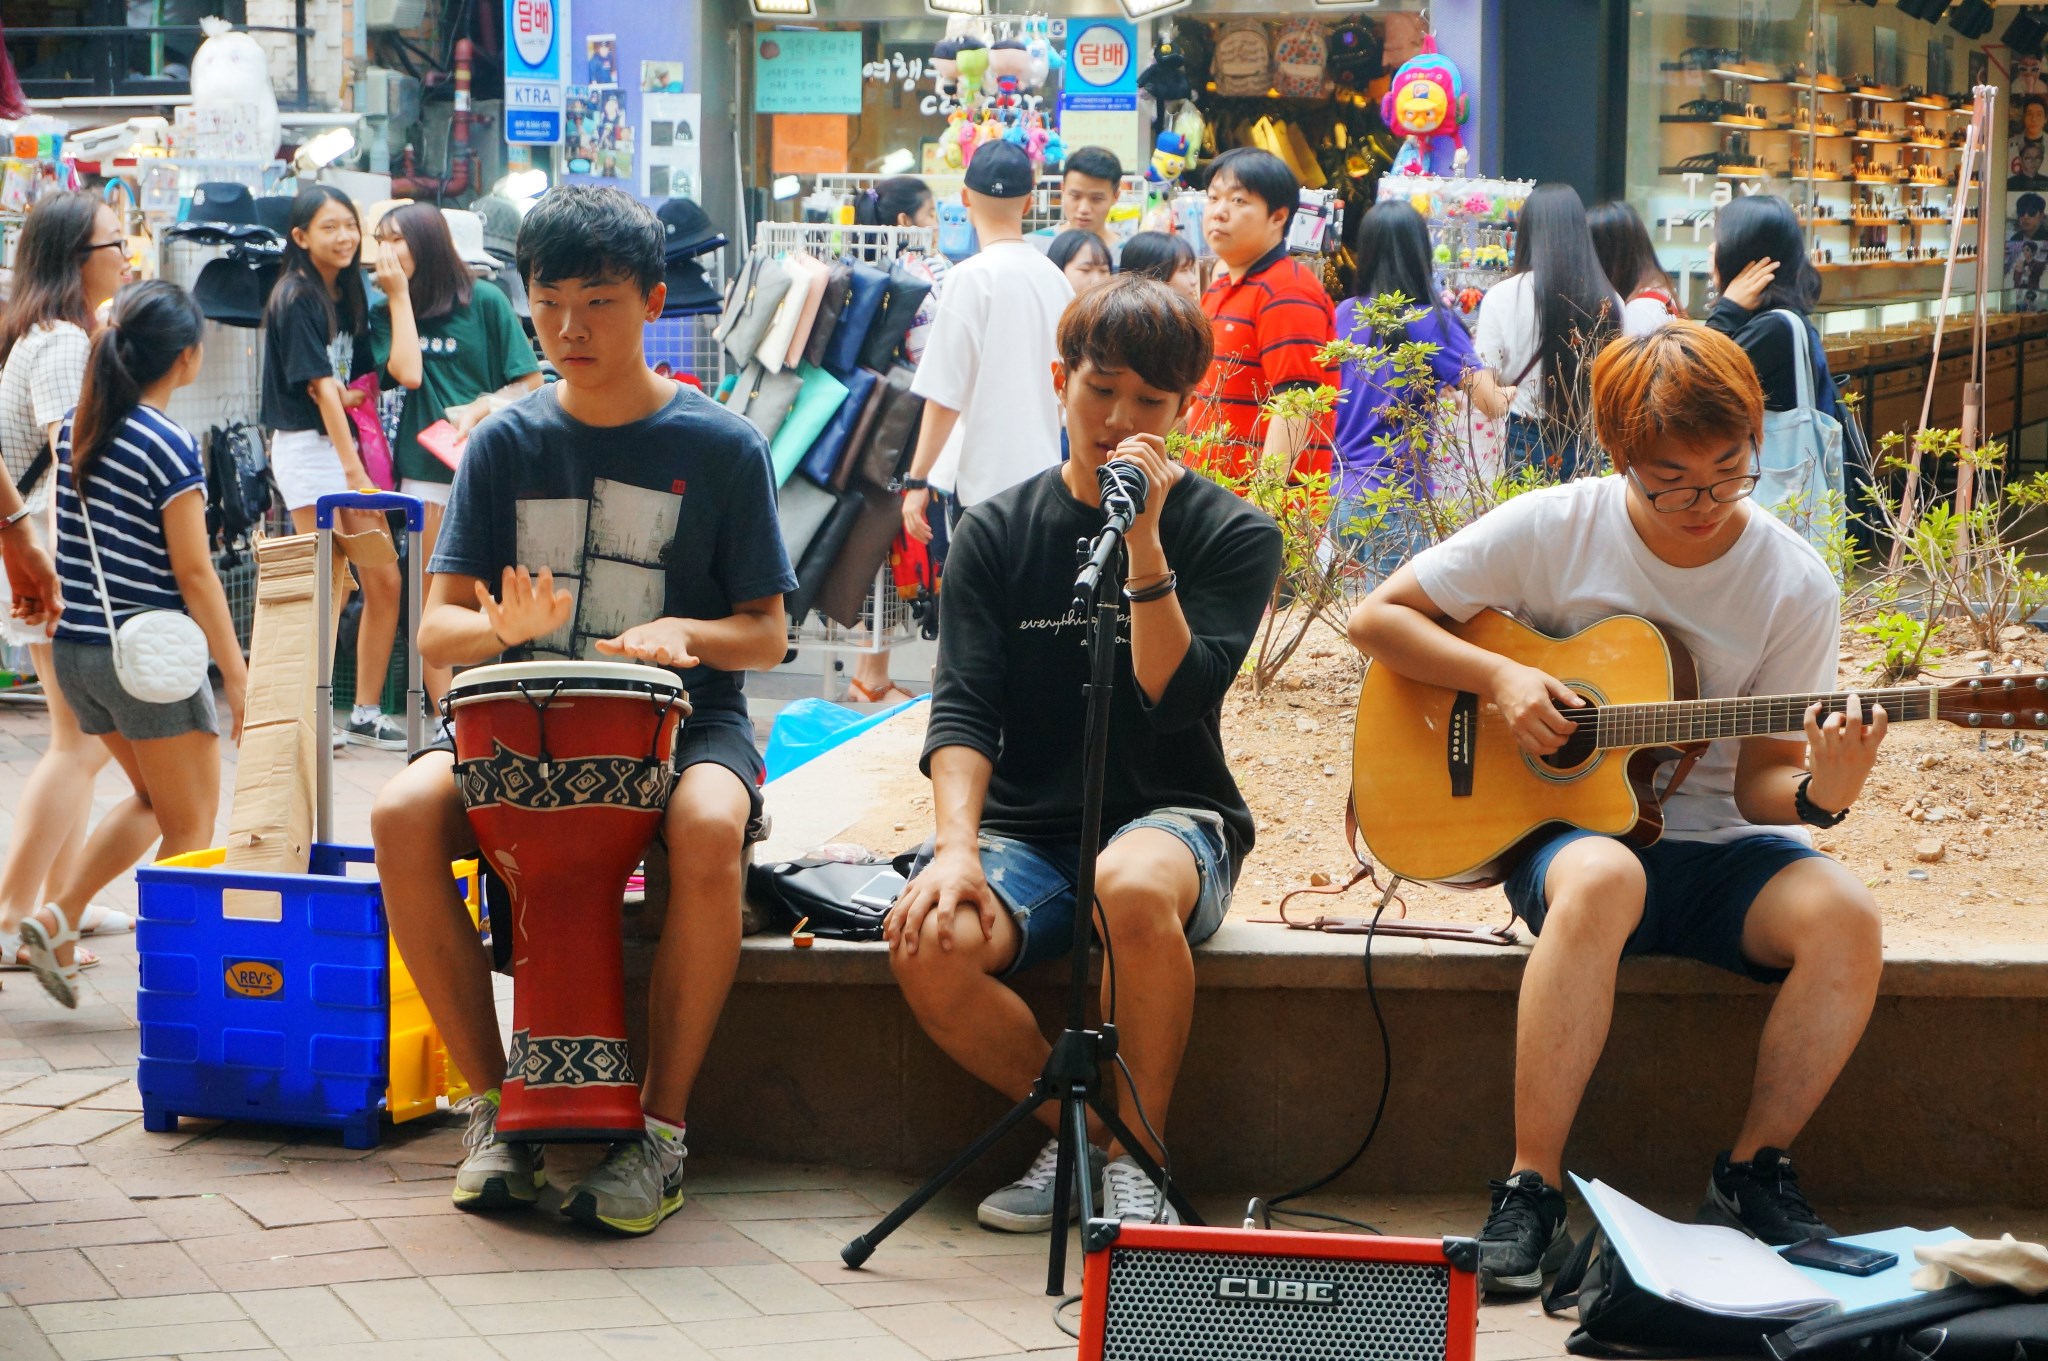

{"left": 315, "top": 522, "right": 334, "bottom": 848}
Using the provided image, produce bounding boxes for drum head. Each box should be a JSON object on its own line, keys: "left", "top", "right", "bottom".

{"left": 447, "top": 659, "right": 688, "bottom": 708}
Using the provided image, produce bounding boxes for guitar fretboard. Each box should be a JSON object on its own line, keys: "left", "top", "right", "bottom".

{"left": 1586, "top": 687, "right": 1936, "bottom": 748}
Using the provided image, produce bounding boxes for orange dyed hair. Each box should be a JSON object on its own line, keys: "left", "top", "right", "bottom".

{"left": 1590, "top": 322, "right": 1763, "bottom": 467}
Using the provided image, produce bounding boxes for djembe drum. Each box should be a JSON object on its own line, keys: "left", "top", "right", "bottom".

{"left": 445, "top": 660, "right": 689, "bottom": 1142}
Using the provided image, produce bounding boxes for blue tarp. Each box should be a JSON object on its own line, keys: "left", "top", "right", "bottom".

{"left": 764, "top": 693, "right": 928, "bottom": 783}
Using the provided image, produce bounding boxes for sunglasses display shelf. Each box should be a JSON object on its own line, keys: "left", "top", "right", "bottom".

{"left": 1654, "top": 54, "right": 1974, "bottom": 288}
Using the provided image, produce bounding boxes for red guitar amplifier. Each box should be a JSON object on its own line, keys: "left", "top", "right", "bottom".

{"left": 1078, "top": 1221, "right": 1480, "bottom": 1361}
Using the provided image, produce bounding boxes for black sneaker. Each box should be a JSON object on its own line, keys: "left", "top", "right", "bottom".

{"left": 1696, "top": 1148, "right": 1836, "bottom": 1245}
{"left": 1476, "top": 1170, "right": 1573, "bottom": 1296}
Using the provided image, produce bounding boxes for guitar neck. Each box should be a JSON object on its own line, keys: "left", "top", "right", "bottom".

{"left": 1590, "top": 686, "right": 1938, "bottom": 748}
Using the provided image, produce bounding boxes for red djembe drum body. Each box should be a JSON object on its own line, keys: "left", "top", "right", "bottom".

{"left": 446, "top": 660, "right": 688, "bottom": 1142}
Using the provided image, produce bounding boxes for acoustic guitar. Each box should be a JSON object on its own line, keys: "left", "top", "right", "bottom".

{"left": 1350, "top": 609, "right": 2048, "bottom": 888}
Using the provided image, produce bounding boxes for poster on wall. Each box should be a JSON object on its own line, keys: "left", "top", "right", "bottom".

{"left": 1928, "top": 39, "right": 1953, "bottom": 103}
{"left": 754, "top": 30, "right": 863, "bottom": 114}
{"left": 642, "top": 59, "right": 683, "bottom": 93}
{"left": 641, "top": 92, "right": 701, "bottom": 202}
{"left": 1873, "top": 28, "right": 1900, "bottom": 89}
{"left": 566, "top": 84, "right": 633, "bottom": 179}
{"left": 586, "top": 33, "right": 618, "bottom": 87}
{"left": 2007, "top": 195, "right": 2048, "bottom": 311}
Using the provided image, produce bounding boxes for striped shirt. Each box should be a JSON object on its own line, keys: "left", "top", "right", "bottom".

{"left": 1184, "top": 244, "right": 1337, "bottom": 482}
{"left": 52, "top": 404, "right": 205, "bottom": 645}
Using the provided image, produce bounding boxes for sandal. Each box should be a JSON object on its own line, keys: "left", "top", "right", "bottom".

{"left": 18, "top": 904, "right": 83, "bottom": 1009}
{"left": 0, "top": 928, "right": 97, "bottom": 973}
{"left": 77, "top": 903, "right": 135, "bottom": 935}
{"left": 845, "top": 677, "right": 916, "bottom": 705}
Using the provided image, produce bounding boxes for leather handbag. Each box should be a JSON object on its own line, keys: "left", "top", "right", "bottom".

{"left": 857, "top": 261, "right": 935, "bottom": 373}
{"left": 721, "top": 254, "right": 792, "bottom": 368}
{"left": 782, "top": 252, "right": 832, "bottom": 372}
{"left": 752, "top": 251, "right": 816, "bottom": 374}
{"left": 803, "top": 260, "right": 855, "bottom": 369}
{"left": 78, "top": 489, "right": 209, "bottom": 704}
{"left": 726, "top": 360, "right": 764, "bottom": 418}
{"left": 739, "top": 365, "right": 804, "bottom": 442}
{"left": 786, "top": 487, "right": 864, "bottom": 623}
{"left": 768, "top": 364, "right": 849, "bottom": 486}
{"left": 816, "top": 485, "right": 903, "bottom": 628}
{"left": 777, "top": 474, "right": 841, "bottom": 565}
{"left": 798, "top": 366, "right": 878, "bottom": 488}
{"left": 822, "top": 261, "right": 890, "bottom": 375}
{"left": 854, "top": 365, "right": 925, "bottom": 493}
{"left": 831, "top": 372, "right": 896, "bottom": 491}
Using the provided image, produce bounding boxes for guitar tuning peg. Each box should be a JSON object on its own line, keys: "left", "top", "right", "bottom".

{"left": 1979, "top": 660, "right": 1995, "bottom": 675}
{"left": 1978, "top": 733, "right": 1989, "bottom": 751}
{"left": 2011, "top": 734, "right": 2028, "bottom": 752}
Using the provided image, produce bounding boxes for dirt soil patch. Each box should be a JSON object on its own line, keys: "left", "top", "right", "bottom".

{"left": 1221, "top": 620, "right": 2048, "bottom": 953}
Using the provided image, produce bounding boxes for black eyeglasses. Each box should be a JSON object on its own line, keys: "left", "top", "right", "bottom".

{"left": 1626, "top": 456, "right": 1761, "bottom": 513}
{"left": 80, "top": 239, "right": 127, "bottom": 255}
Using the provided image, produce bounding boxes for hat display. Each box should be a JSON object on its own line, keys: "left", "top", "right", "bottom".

{"left": 358, "top": 197, "right": 413, "bottom": 266}
{"left": 253, "top": 194, "right": 294, "bottom": 237}
{"left": 962, "top": 140, "right": 1033, "bottom": 198}
{"left": 440, "top": 208, "right": 497, "bottom": 271}
{"left": 473, "top": 195, "right": 522, "bottom": 260}
{"left": 662, "top": 256, "right": 722, "bottom": 316}
{"left": 163, "top": 220, "right": 274, "bottom": 247}
{"left": 193, "top": 249, "right": 281, "bottom": 328}
{"left": 657, "top": 197, "right": 725, "bottom": 261}
{"left": 187, "top": 181, "right": 258, "bottom": 227}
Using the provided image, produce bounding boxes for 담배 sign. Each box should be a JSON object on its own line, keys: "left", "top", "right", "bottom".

{"left": 753, "top": 30, "right": 863, "bottom": 115}
{"left": 1064, "top": 17, "right": 1138, "bottom": 112}
{"left": 504, "top": 0, "right": 570, "bottom": 145}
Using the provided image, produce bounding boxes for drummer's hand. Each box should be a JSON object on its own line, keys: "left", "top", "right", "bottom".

{"left": 885, "top": 846, "right": 997, "bottom": 956}
{"left": 596, "top": 618, "right": 700, "bottom": 669}
{"left": 477, "top": 565, "right": 573, "bottom": 649}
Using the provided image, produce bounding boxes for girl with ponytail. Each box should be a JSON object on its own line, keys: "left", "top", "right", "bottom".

{"left": 15, "top": 280, "right": 247, "bottom": 1008}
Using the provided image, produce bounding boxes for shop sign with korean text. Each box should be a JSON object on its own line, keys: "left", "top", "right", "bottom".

{"left": 1063, "top": 17, "right": 1137, "bottom": 112}
{"left": 505, "top": 0, "right": 570, "bottom": 145}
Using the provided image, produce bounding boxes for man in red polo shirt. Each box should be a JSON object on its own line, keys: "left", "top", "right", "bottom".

{"left": 1185, "top": 148, "right": 1336, "bottom": 483}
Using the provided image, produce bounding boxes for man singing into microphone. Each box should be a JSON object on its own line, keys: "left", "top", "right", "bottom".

{"left": 886, "top": 276, "right": 1282, "bottom": 1230}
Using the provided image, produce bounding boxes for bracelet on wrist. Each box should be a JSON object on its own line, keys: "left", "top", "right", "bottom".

{"left": 1794, "top": 774, "right": 1851, "bottom": 828}
{"left": 0, "top": 504, "right": 31, "bottom": 532}
{"left": 1123, "top": 571, "right": 1178, "bottom": 604}
{"left": 897, "top": 476, "right": 930, "bottom": 492}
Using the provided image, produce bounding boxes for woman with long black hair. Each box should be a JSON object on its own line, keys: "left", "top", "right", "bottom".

{"left": 1333, "top": 202, "right": 1514, "bottom": 570}
{"left": 1705, "top": 194, "right": 1840, "bottom": 424}
{"left": 260, "top": 184, "right": 415, "bottom": 748}
{"left": 1589, "top": 199, "right": 1685, "bottom": 326}
{"left": 17, "top": 281, "right": 246, "bottom": 1008}
{"left": 0, "top": 190, "right": 139, "bottom": 965}
{"left": 1476, "top": 183, "right": 1658, "bottom": 476}
{"left": 366, "top": 202, "right": 540, "bottom": 709}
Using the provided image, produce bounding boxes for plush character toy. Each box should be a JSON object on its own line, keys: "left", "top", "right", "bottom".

{"left": 988, "top": 39, "right": 1031, "bottom": 97}
{"left": 1380, "top": 39, "right": 1467, "bottom": 176}
{"left": 955, "top": 41, "right": 991, "bottom": 104}
{"left": 931, "top": 38, "right": 965, "bottom": 103}
{"left": 1025, "top": 19, "right": 1053, "bottom": 90}
{"left": 191, "top": 17, "right": 281, "bottom": 163}
{"left": 1149, "top": 130, "right": 1188, "bottom": 184}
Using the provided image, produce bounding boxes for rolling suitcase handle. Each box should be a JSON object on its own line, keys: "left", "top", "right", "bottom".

{"left": 315, "top": 491, "right": 427, "bottom": 846}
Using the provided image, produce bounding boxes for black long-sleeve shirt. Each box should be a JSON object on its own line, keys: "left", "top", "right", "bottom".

{"left": 1706, "top": 298, "right": 1841, "bottom": 421}
{"left": 921, "top": 466, "right": 1284, "bottom": 865}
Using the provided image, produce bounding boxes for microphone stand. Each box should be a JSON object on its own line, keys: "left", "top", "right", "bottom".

{"left": 842, "top": 478, "right": 1203, "bottom": 1294}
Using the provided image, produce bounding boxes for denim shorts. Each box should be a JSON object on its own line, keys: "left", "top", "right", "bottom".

{"left": 915, "top": 808, "right": 1236, "bottom": 978}
{"left": 1504, "top": 829, "right": 1825, "bottom": 983}
{"left": 51, "top": 637, "right": 218, "bottom": 741}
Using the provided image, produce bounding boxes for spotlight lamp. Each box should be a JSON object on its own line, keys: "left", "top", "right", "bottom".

{"left": 748, "top": 0, "right": 815, "bottom": 16}
{"left": 1118, "top": 0, "right": 1193, "bottom": 18}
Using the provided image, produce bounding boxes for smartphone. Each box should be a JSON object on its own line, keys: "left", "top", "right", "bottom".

{"left": 1780, "top": 1240, "right": 1899, "bottom": 1276}
{"left": 851, "top": 870, "right": 907, "bottom": 912}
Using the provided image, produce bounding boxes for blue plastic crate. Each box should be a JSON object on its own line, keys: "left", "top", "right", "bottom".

{"left": 136, "top": 844, "right": 399, "bottom": 1149}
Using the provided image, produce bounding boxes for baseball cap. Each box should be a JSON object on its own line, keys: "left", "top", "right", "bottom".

{"left": 964, "top": 141, "right": 1034, "bottom": 199}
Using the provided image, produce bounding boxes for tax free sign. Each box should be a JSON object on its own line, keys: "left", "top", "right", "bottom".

{"left": 505, "top": 0, "right": 569, "bottom": 145}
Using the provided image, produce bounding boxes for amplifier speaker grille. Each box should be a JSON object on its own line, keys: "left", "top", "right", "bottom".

{"left": 1100, "top": 1246, "right": 1452, "bottom": 1361}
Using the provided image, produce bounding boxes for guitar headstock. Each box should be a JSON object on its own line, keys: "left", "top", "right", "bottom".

{"left": 1937, "top": 666, "right": 2048, "bottom": 734}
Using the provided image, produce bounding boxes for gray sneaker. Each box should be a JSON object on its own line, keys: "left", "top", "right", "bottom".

{"left": 977, "top": 1138, "right": 1109, "bottom": 1233}
{"left": 1101, "top": 1153, "right": 1180, "bottom": 1225}
{"left": 562, "top": 1124, "right": 686, "bottom": 1236}
{"left": 451, "top": 1092, "right": 545, "bottom": 1212}
{"left": 343, "top": 712, "right": 407, "bottom": 749}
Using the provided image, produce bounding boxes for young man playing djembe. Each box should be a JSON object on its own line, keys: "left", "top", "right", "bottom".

{"left": 371, "top": 187, "right": 794, "bottom": 1236}
{"left": 1349, "top": 324, "right": 1886, "bottom": 1295}
{"left": 888, "top": 276, "right": 1282, "bottom": 1230}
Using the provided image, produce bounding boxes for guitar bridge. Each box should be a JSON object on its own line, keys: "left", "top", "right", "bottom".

{"left": 1448, "top": 691, "right": 1478, "bottom": 797}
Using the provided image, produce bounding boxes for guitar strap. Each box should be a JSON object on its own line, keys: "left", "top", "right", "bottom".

{"left": 1656, "top": 745, "right": 1706, "bottom": 804}
{"left": 1259, "top": 797, "right": 1521, "bottom": 947}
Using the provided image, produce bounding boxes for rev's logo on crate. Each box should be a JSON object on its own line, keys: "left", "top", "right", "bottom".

{"left": 1216, "top": 1275, "right": 1341, "bottom": 1306}
{"left": 224, "top": 960, "right": 284, "bottom": 999}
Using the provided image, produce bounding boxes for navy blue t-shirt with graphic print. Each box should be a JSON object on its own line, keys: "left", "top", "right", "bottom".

{"left": 431, "top": 383, "right": 797, "bottom": 730}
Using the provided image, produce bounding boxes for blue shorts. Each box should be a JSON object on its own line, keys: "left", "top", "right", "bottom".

{"left": 916, "top": 808, "right": 1236, "bottom": 979}
{"left": 1504, "top": 830, "right": 1826, "bottom": 983}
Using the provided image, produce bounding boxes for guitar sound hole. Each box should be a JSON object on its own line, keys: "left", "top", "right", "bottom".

{"left": 1540, "top": 697, "right": 1600, "bottom": 773}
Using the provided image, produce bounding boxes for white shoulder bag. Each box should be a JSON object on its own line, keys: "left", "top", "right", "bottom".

{"left": 1755, "top": 309, "right": 1847, "bottom": 560}
{"left": 77, "top": 482, "right": 209, "bottom": 704}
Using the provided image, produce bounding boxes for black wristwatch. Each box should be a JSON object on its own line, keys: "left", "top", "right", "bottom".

{"left": 897, "top": 476, "right": 930, "bottom": 492}
{"left": 1794, "top": 775, "right": 1850, "bottom": 828}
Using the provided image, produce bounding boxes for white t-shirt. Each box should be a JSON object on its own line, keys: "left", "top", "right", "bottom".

{"left": 0, "top": 321, "right": 90, "bottom": 517}
{"left": 1474, "top": 272, "right": 1663, "bottom": 420}
{"left": 909, "top": 239, "right": 1073, "bottom": 505}
{"left": 1410, "top": 476, "right": 1839, "bottom": 844}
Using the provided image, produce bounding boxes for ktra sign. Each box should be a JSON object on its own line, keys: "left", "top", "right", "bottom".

{"left": 505, "top": 0, "right": 569, "bottom": 146}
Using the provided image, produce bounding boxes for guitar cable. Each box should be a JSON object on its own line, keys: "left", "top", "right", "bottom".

{"left": 1255, "top": 885, "right": 1398, "bottom": 1236}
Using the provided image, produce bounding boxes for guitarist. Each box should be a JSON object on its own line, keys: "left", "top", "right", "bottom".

{"left": 1349, "top": 323, "right": 1887, "bottom": 1296}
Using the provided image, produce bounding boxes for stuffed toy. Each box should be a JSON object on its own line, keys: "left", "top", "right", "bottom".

{"left": 987, "top": 39, "right": 1031, "bottom": 98}
{"left": 931, "top": 38, "right": 965, "bottom": 103}
{"left": 955, "top": 41, "right": 991, "bottom": 104}
{"left": 1380, "top": 40, "right": 1467, "bottom": 176}
{"left": 191, "top": 17, "right": 281, "bottom": 164}
{"left": 1138, "top": 32, "right": 1193, "bottom": 136}
{"left": 1025, "top": 18, "right": 1053, "bottom": 90}
{"left": 1149, "top": 130, "right": 1188, "bottom": 184}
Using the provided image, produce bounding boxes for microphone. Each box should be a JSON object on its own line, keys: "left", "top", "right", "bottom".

{"left": 1096, "top": 458, "right": 1149, "bottom": 519}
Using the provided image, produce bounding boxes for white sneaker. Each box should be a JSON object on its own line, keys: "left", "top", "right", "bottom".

{"left": 976, "top": 1137, "right": 1108, "bottom": 1233}
{"left": 1101, "top": 1153, "right": 1180, "bottom": 1225}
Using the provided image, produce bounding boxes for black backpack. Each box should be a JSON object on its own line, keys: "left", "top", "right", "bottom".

{"left": 1544, "top": 1227, "right": 1823, "bottom": 1357}
{"left": 205, "top": 423, "right": 270, "bottom": 562}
